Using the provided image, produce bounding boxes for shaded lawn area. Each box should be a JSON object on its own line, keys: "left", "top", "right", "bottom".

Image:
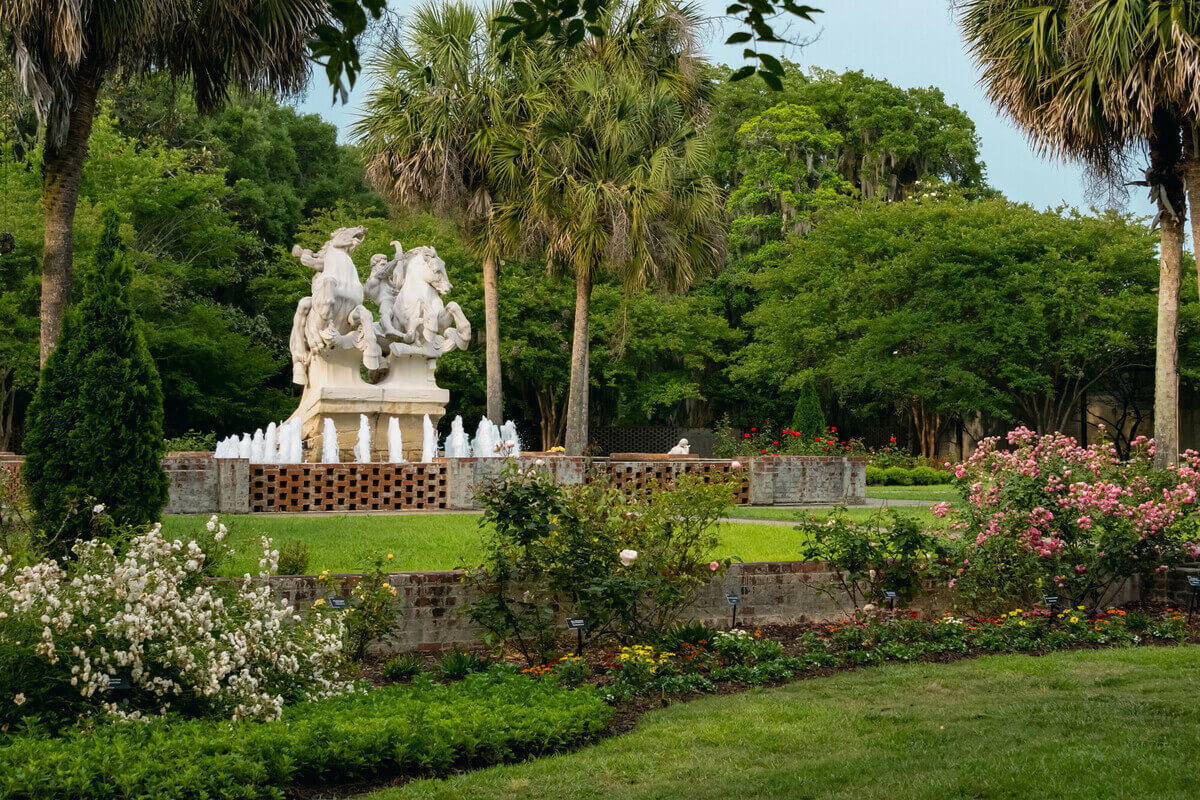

{"left": 161, "top": 514, "right": 828, "bottom": 575}
{"left": 370, "top": 646, "right": 1200, "bottom": 800}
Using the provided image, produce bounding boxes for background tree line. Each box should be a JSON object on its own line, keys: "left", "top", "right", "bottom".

{"left": 0, "top": 42, "right": 1188, "bottom": 454}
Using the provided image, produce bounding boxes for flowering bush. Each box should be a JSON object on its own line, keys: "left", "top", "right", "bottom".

{"left": 465, "top": 462, "right": 735, "bottom": 665}
{"left": 941, "top": 429, "right": 1200, "bottom": 613}
{"left": 0, "top": 518, "right": 345, "bottom": 730}
{"left": 318, "top": 553, "right": 402, "bottom": 662}
{"left": 714, "top": 416, "right": 865, "bottom": 458}
{"left": 797, "top": 508, "right": 946, "bottom": 611}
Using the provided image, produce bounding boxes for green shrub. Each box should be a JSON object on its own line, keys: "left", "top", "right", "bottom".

{"left": 0, "top": 671, "right": 612, "bottom": 800}
{"left": 466, "top": 463, "right": 734, "bottom": 665}
{"left": 23, "top": 208, "right": 167, "bottom": 555}
{"left": 438, "top": 648, "right": 490, "bottom": 679}
{"left": 789, "top": 373, "right": 825, "bottom": 439}
{"left": 883, "top": 466, "right": 914, "bottom": 486}
{"left": 865, "top": 465, "right": 886, "bottom": 485}
{"left": 910, "top": 466, "right": 949, "bottom": 485}
{"left": 163, "top": 430, "right": 217, "bottom": 452}
{"left": 320, "top": 554, "right": 402, "bottom": 662}
{"left": 382, "top": 653, "right": 425, "bottom": 682}
{"left": 276, "top": 540, "right": 310, "bottom": 575}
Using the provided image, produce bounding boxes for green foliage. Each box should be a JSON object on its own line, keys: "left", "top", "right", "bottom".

{"left": 734, "top": 199, "right": 1167, "bottom": 454}
{"left": 797, "top": 509, "right": 945, "bottom": 611}
{"left": 0, "top": 670, "right": 612, "bottom": 800}
{"left": 163, "top": 430, "right": 216, "bottom": 452}
{"left": 276, "top": 540, "right": 310, "bottom": 576}
{"left": 438, "top": 648, "right": 491, "bottom": 680}
{"left": 382, "top": 653, "right": 426, "bottom": 682}
{"left": 320, "top": 554, "right": 404, "bottom": 662}
{"left": 23, "top": 209, "right": 167, "bottom": 552}
{"left": 789, "top": 373, "right": 825, "bottom": 438}
{"left": 866, "top": 465, "right": 953, "bottom": 486}
{"left": 466, "top": 462, "right": 735, "bottom": 665}
{"left": 657, "top": 622, "right": 720, "bottom": 652}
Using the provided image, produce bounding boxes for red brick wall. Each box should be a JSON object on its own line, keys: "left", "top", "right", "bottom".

{"left": 603, "top": 459, "right": 751, "bottom": 504}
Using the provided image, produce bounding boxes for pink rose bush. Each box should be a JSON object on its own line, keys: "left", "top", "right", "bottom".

{"left": 941, "top": 428, "right": 1200, "bottom": 612}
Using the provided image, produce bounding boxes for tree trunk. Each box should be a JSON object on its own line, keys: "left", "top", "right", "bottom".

{"left": 1150, "top": 116, "right": 1186, "bottom": 469}
{"left": 564, "top": 270, "right": 592, "bottom": 456}
{"left": 40, "top": 62, "right": 103, "bottom": 366}
{"left": 482, "top": 255, "right": 503, "bottom": 423}
{"left": 1185, "top": 125, "right": 1200, "bottom": 299}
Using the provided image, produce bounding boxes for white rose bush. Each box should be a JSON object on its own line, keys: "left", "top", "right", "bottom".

{"left": 0, "top": 517, "right": 345, "bottom": 729}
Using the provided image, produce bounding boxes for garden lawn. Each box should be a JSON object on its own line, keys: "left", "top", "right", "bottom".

{"left": 161, "top": 515, "right": 827, "bottom": 574}
{"left": 867, "top": 485, "right": 958, "bottom": 502}
{"left": 729, "top": 505, "right": 943, "bottom": 528}
{"left": 369, "top": 646, "right": 1200, "bottom": 800}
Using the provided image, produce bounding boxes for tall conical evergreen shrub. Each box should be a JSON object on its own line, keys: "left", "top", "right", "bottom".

{"left": 790, "top": 373, "right": 826, "bottom": 439}
{"left": 23, "top": 208, "right": 167, "bottom": 553}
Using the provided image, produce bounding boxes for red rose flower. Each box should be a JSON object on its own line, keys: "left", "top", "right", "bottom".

{"left": 744, "top": 433, "right": 751, "bottom": 439}
{"left": 830, "top": 426, "right": 837, "bottom": 433}
{"left": 761, "top": 448, "right": 767, "bottom": 454}
{"left": 751, "top": 427, "right": 757, "bottom": 432}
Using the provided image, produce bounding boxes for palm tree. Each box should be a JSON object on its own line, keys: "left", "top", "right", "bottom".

{"left": 493, "top": 0, "right": 724, "bottom": 454}
{"left": 2, "top": 0, "right": 331, "bottom": 366}
{"left": 957, "top": 0, "right": 1200, "bottom": 468}
{"left": 354, "top": 1, "right": 549, "bottom": 424}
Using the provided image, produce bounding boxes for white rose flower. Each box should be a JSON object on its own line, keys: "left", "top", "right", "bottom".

{"left": 619, "top": 549, "right": 638, "bottom": 566}
{"left": 92, "top": 504, "right": 105, "bottom": 514}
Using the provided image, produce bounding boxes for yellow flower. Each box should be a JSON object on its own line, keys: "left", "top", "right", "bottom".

{"left": 1070, "top": 616, "right": 1079, "bottom": 623}
{"left": 1018, "top": 621, "right": 1027, "bottom": 627}
{"left": 387, "top": 553, "right": 394, "bottom": 560}
{"left": 1077, "top": 605, "right": 1085, "bottom": 610}
{"left": 312, "top": 598, "right": 326, "bottom": 607}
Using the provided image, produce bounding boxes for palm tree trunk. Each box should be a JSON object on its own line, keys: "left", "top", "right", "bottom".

{"left": 482, "top": 255, "right": 503, "bottom": 423}
{"left": 1150, "top": 117, "right": 1186, "bottom": 469}
{"left": 1184, "top": 125, "right": 1200, "bottom": 297}
{"left": 564, "top": 270, "right": 591, "bottom": 456}
{"left": 39, "top": 62, "right": 103, "bottom": 366}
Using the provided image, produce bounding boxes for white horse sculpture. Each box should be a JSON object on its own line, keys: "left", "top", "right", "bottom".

{"left": 367, "top": 244, "right": 471, "bottom": 358}
{"left": 289, "top": 226, "right": 384, "bottom": 386}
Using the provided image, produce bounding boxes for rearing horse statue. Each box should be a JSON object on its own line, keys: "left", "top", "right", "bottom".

{"left": 368, "top": 244, "right": 472, "bottom": 358}
{"left": 288, "top": 226, "right": 384, "bottom": 386}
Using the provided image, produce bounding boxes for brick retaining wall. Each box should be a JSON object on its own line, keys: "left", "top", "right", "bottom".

{"left": 265, "top": 560, "right": 851, "bottom": 653}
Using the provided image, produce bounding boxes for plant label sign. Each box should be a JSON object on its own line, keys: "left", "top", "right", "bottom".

{"left": 1188, "top": 576, "right": 1200, "bottom": 589}
{"left": 882, "top": 590, "right": 900, "bottom": 601}
{"left": 1043, "top": 595, "right": 1060, "bottom": 606}
{"left": 107, "top": 675, "right": 130, "bottom": 691}
{"left": 328, "top": 597, "right": 349, "bottom": 609}
{"left": 566, "top": 618, "right": 588, "bottom": 630}
{"left": 725, "top": 593, "right": 741, "bottom": 606}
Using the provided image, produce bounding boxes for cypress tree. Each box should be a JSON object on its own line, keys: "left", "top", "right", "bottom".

{"left": 23, "top": 208, "right": 167, "bottom": 553}
{"left": 790, "top": 373, "right": 826, "bottom": 439}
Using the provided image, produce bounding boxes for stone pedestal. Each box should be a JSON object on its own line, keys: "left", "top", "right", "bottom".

{"left": 289, "top": 349, "right": 447, "bottom": 462}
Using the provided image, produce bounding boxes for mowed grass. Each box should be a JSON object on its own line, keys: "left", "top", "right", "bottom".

{"left": 161, "top": 514, "right": 825, "bottom": 574}
{"left": 728, "top": 505, "right": 942, "bottom": 527}
{"left": 369, "top": 646, "right": 1200, "bottom": 800}
{"left": 867, "top": 485, "right": 959, "bottom": 502}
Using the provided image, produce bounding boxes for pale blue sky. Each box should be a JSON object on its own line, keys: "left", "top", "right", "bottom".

{"left": 296, "top": 0, "right": 1124, "bottom": 215}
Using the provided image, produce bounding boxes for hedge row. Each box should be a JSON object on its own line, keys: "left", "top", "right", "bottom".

{"left": 0, "top": 670, "right": 612, "bottom": 800}
{"left": 865, "top": 465, "right": 953, "bottom": 486}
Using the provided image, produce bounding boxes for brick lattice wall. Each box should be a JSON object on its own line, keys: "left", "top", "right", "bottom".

{"left": 250, "top": 463, "right": 448, "bottom": 512}
{"left": 604, "top": 459, "right": 751, "bottom": 504}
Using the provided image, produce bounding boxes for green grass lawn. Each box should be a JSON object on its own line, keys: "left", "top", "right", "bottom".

{"left": 728, "top": 505, "right": 942, "bottom": 527}
{"left": 368, "top": 646, "right": 1200, "bottom": 800}
{"left": 867, "top": 485, "right": 959, "bottom": 502}
{"left": 161, "top": 514, "right": 826, "bottom": 574}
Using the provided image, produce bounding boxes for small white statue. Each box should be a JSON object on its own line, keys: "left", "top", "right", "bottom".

{"left": 668, "top": 438, "right": 690, "bottom": 455}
